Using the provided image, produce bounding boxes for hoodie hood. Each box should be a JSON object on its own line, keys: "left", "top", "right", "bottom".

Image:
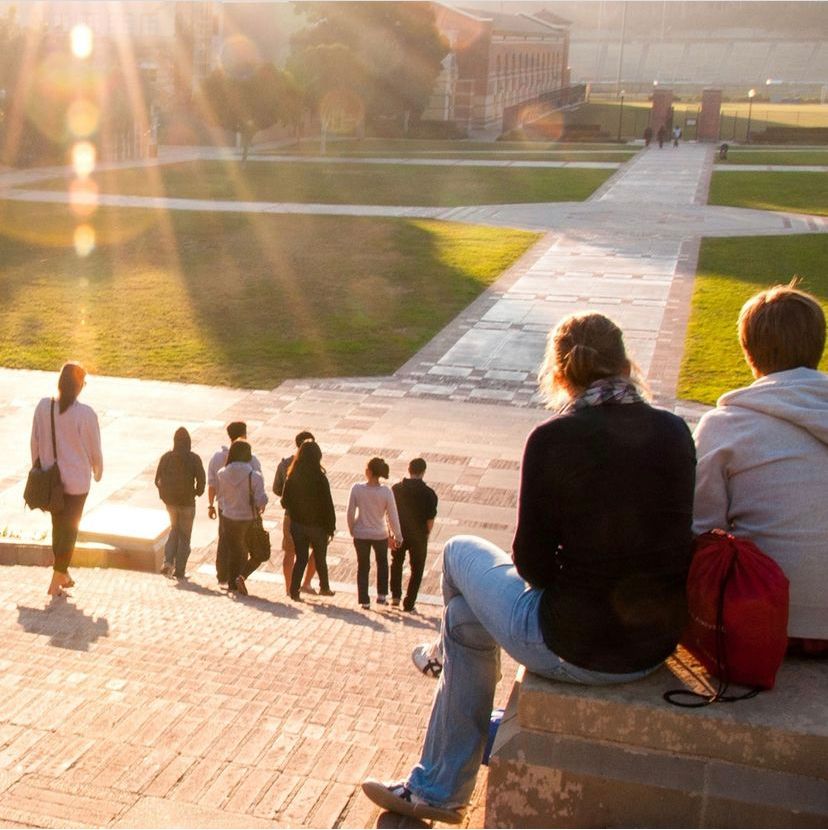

{"left": 173, "top": 427, "right": 191, "bottom": 454}
{"left": 718, "top": 367, "right": 828, "bottom": 447}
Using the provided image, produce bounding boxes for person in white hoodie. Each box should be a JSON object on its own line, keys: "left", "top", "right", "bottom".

{"left": 216, "top": 440, "right": 267, "bottom": 597}
{"left": 693, "top": 283, "right": 828, "bottom": 650}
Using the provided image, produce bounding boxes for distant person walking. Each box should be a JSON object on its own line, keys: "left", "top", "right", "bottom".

{"left": 672, "top": 126, "right": 681, "bottom": 147}
{"left": 216, "top": 440, "right": 267, "bottom": 596}
{"left": 391, "top": 458, "right": 438, "bottom": 613}
{"left": 155, "top": 427, "right": 206, "bottom": 580}
{"left": 280, "top": 440, "right": 336, "bottom": 602}
{"left": 207, "top": 422, "right": 261, "bottom": 585}
{"left": 643, "top": 126, "right": 653, "bottom": 147}
{"left": 31, "top": 362, "right": 103, "bottom": 597}
{"left": 347, "top": 457, "right": 403, "bottom": 609}
{"left": 273, "top": 431, "right": 318, "bottom": 595}
{"left": 657, "top": 125, "right": 666, "bottom": 148}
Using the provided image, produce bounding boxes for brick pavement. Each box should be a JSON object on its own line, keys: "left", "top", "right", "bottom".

{"left": 0, "top": 564, "right": 517, "bottom": 828}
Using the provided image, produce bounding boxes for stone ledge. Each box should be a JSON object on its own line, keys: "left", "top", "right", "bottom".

{"left": 0, "top": 540, "right": 163, "bottom": 573}
{"left": 486, "top": 651, "right": 828, "bottom": 828}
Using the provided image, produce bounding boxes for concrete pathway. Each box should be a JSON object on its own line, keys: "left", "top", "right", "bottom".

{"left": 0, "top": 142, "right": 825, "bottom": 828}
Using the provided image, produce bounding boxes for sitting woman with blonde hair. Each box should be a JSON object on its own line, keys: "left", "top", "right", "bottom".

{"left": 362, "top": 312, "right": 697, "bottom": 824}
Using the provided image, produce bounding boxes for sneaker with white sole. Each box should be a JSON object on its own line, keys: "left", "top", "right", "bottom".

{"left": 361, "top": 779, "right": 464, "bottom": 825}
{"left": 412, "top": 641, "right": 443, "bottom": 678}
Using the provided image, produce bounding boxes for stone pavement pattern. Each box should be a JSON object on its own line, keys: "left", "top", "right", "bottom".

{"left": 0, "top": 142, "right": 825, "bottom": 828}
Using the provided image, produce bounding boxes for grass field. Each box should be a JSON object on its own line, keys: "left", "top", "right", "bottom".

{"left": 708, "top": 170, "right": 828, "bottom": 215}
{"left": 36, "top": 160, "right": 613, "bottom": 207}
{"left": 264, "top": 138, "right": 637, "bottom": 162}
{"left": 679, "top": 235, "right": 828, "bottom": 405}
{"left": 572, "top": 99, "right": 828, "bottom": 142}
{"left": 0, "top": 201, "right": 538, "bottom": 387}
{"left": 715, "top": 148, "right": 828, "bottom": 165}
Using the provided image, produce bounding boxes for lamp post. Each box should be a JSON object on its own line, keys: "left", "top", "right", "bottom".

{"left": 746, "top": 88, "right": 755, "bottom": 143}
{"left": 617, "top": 89, "right": 625, "bottom": 142}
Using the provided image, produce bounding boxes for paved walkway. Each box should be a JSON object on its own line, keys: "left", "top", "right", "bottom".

{"left": 0, "top": 143, "right": 825, "bottom": 828}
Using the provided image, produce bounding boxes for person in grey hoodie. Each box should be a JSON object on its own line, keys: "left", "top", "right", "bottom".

{"left": 693, "top": 283, "right": 828, "bottom": 648}
{"left": 216, "top": 440, "right": 267, "bottom": 596}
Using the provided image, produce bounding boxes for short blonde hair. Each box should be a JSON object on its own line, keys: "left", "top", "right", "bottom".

{"left": 738, "top": 282, "right": 825, "bottom": 377}
{"left": 539, "top": 312, "right": 644, "bottom": 405}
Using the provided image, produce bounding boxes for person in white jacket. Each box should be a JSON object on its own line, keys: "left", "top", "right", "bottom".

{"left": 31, "top": 362, "right": 103, "bottom": 597}
{"left": 693, "top": 283, "right": 828, "bottom": 649}
{"left": 347, "top": 457, "right": 402, "bottom": 609}
{"left": 216, "top": 440, "right": 267, "bottom": 597}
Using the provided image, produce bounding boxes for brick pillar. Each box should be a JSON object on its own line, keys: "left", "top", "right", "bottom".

{"left": 649, "top": 88, "right": 674, "bottom": 132}
{"left": 698, "top": 88, "right": 723, "bottom": 142}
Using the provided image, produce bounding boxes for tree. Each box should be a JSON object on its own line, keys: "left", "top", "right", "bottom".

{"left": 290, "top": 2, "right": 448, "bottom": 135}
{"left": 199, "top": 63, "right": 294, "bottom": 160}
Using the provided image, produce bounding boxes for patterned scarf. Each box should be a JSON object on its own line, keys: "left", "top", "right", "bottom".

{"left": 560, "top": 376, "right": 644, "bottom": 413}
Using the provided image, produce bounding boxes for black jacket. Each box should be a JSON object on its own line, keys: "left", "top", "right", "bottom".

{"left": 155, "top": 429, "right": 206, "bottom": 507}
{"left": 281, "top": 472, "right": 336, "bottom": 535}
{"left": 513, "top": 402, "right": 696, "bottom": 673}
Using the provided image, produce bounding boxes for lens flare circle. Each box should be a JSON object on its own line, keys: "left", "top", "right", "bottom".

{"left": 74, "top": 224, "right": 96, "bottom": 257}
{"left": 320, "top": 89, "right": 365, "bottom": 136}
{"left": 71, "top": 24, "right": 94, "bottom": 59}
{"left": 69, "top": 179, "right": 99, "bottom": 218}
{"left": 67, "top": 99, "right": 100, "bottom": 137}
{"left": 220, "top": 35, "right": 260, "bottom": 80}
{"left": 72, "top": 141, "right": 96, "bottom": 179}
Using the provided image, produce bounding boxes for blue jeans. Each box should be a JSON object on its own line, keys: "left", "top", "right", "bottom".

{"left": 407, "top": 535, "right": 661, "bottom": 809}
{"left": 164, "top": 505, "right": 196, "bottom": 578}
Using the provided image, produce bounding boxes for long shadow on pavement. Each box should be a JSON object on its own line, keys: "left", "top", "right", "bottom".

{"left": 16, "top": 600, "right": 109, "bottom": 651}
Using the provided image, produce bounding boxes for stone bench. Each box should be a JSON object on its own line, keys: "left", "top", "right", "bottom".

{"left": 486, "top": 648, "right": 828, "bottom": 828}
{"left": 0, "top": 505, "right": 170, "bottom": 573}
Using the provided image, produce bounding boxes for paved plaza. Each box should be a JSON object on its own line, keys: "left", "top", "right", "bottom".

{"left": 0, "top": 142, "right": 825, "bottom": 828}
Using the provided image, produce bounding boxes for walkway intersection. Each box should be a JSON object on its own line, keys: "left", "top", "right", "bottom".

{"left": 0, "top": 142, "right": 825, "bottom": 828}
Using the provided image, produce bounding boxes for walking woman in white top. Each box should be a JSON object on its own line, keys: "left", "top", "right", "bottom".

{"left": 31, "top": 363, "right": 103, "bottom": 597}
{"left": 347, "top": 457, "right": 403, "bottom": 609}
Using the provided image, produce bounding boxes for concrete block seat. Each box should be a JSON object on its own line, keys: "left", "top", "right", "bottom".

{"left": 486, "top": 648, "right": 828, "bottom": 828}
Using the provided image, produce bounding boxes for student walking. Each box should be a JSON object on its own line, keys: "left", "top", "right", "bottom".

{"left": 391, "top": 458, "right": 438, "bottom": 612}
{"left": 207, "top": 422, "right": 262, "bottom": 585}
{"left": 155, "top": 427, "right": 206, "bottom": 580}
{"left": 30, "top": 362, "right": 103, "bottom": 598}
{"left": 216, "top": 441, "right": 267, "bottom": 596}
{"left": 273, "top": 431, "right": 318, "bottom": 595}
{"left": 347, "top": 458, "right": 402, "bottom": 609}
{"left": 672, "top": 126, "right": 681, "bottom": 147}
{"left": 280, "top": 440, "right": 336, "bottom": 602}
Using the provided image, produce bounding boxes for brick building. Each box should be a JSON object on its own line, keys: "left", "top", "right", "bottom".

{"left": 424, "top": 4, "right": 575, "bottom": 133}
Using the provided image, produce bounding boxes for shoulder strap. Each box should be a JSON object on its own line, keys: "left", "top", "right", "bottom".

{"left": 248, "top": 471, "right": 255, "bottom": 517}
{"left": 50, "top": 398, "right": 58, "bottom": 461}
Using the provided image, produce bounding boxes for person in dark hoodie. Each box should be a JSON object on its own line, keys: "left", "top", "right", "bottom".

{"left": 693, "top": 282, "right": 828, "bottom": 650}
{"left": 155, "top": 427, "right": 206, "bottom": 579}
{"left": 391, "top": 458, "right": 438, "bottom": 612}
{"left": 217, "top": 440, "right": 267, "bottom": 596}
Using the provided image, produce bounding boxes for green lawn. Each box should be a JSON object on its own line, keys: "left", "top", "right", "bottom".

{"left": 37, "top": 160, "right": 613, "bottom": 206}
{"left": 0, "top": 202, "right": 538, "bottom": 387}
{"left": 708, "top": 171, "right": 828, "bottom": 215}
{"left": 715, "top": 149, "right": 828, "bottom": 165}
{"left": 679, "top": 235, "right": 828, "bottom": 405}
{"left": 264, "top": 138, "right": 636, "bottom": 162}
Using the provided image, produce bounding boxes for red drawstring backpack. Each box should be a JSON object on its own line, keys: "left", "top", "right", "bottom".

{"left": 665, "top": 530, "right": 789, "bottom": 707}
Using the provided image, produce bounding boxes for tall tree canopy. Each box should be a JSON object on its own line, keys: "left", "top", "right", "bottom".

{"left": 290, "top": 2, "right": 448, "bottom": 132}
{"left": 200, "top": 63, "right": 297, "bottom": 160}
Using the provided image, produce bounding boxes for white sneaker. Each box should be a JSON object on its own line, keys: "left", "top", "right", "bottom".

{"left": 412, "top": 641, "right": 443, "bottom": 678}
{"left": 361, "top": 779, "right": 464, "bottom": 824}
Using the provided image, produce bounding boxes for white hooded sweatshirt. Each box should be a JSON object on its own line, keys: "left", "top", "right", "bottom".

{"left": 693, "top": 367, "right": 828, "bottom": 638}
